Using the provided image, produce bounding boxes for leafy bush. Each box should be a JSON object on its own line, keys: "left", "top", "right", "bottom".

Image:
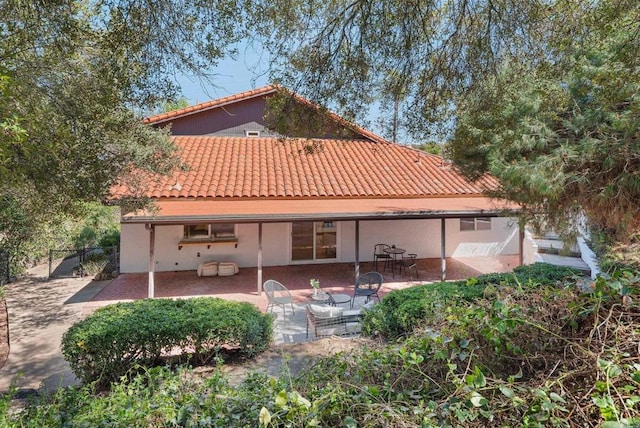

{"left": 70, "top": 203, "right": 120, "bottom": 249}
{"left": 282, "top": 282, "right": 638, "bottom": 427}
{"left": 363, "top": 263, "right": 582, "bottom": 338}
{"left": 0, "top": 366, "right": 299, "bottom": 427}
{"left": 511, "top": 262, "right": 581, "bottom": 286}
{"left": 62, "top": 297, "right": 273, "bottom": 386}
{"left": 98, "top": 229, "right": 120, "bottom": 249}
{"left": 6, "top": 274, "right": 640, "bottom": 427}
{"left": 362, "top": 279, "right": 484, "bottom": 338}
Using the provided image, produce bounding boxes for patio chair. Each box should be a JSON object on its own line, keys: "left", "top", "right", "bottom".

{"left": 263, "top": 279, "right": 295, "bottom": 316}
{"left": 373, "top": 244, "right": 392, "bottom": 271}
{"left": 398, "top": 253, "right": 419, "bottom": 280}
{"left": 351, "top": 271, "right": 383, "bottom": 308}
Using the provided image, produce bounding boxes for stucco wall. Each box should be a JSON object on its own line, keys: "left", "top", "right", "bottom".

{"left": 344, "top": 217, "right": 519, "bottom": 261}
{"left": 120, "top": 217, "right": 520, "bottom": 273}
{"left": 120, "top": 223, "right": 291, "bottom": 273}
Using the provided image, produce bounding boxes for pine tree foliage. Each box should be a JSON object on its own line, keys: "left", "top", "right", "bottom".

{"left": 250, "top": 0, "right": 640, "bottom": 240}
{"left": 449, "top": 9, "right": 640, "bottom": 240}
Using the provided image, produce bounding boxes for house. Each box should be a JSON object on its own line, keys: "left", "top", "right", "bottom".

{"left": 111, "top": 85, "right": 521, "bottom": 296}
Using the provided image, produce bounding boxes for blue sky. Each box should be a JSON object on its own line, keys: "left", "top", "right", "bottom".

{"left": 177, "top": 43, "right": 270, "bottom": 104}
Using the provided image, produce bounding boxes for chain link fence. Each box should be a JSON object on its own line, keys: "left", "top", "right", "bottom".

{"left": 48, "top": 247, "right": 119, "bottom": 280}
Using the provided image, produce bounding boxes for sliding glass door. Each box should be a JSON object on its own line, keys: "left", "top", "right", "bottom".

{"left": 291, "top": 221, "right": 337, "bottom": 262}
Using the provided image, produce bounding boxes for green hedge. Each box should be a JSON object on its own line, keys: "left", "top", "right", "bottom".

{"left": 362, "top": 263, "right": 581, "bottom": 338}
{"left": 62, "top": 297, "right": 273, "bottom": 386}
{"left": 511, "top": 262, "right": 582, "bottom": 285}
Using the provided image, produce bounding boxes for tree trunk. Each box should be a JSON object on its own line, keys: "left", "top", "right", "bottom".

{"left": 0, "top": 296, "right": 9, "bottom": 369}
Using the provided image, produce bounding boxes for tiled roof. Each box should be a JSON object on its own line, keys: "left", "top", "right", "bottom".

{"left": 111, "top": 136, "right": 498, "bottom": 199}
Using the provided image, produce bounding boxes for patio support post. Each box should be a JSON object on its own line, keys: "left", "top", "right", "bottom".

{"left": 441, "top": 218, "right": 446, "bottom": 281}
{"left": 518, "top": 218, "right": 525, "bottom": 266}
{"left": 258, "top": 222, "right": 263, "bottom": 295}
{"left": 354, "top": 220, "right": 360, "bottom": 280}
{"left": 146, "top": 223, "right": 155, "bottom": 298}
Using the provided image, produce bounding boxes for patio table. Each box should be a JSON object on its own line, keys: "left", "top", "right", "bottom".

{"left": 308, "top": 292, "right": 351, "bottom": 307}
{"left": 328, "top": 293, "right": 351, "bottom": 307}
{"left": 309, "top": 291, "right": 331, "bottom": 304}
{"left": 384, "top": 246, "right": 406, "bottom": 278}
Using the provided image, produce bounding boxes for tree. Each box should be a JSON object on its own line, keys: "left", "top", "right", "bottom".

{"left": 0, "top": 0, "right": 247, "bottom": 261}
{"left": 160, "top": 98, "right": 190, "bottom": 114}
{"left": 249, "top": 0, "right": 575, "bottom": 134}
{"left": 448, "top": 8, "right": 640, "bottom": 241}
{"left": 0, "top": 0, "right": 250, "bottom": 369}
{"left": 249, "top": 0, "right": 640, "bottom": 240}
{"left": 414, "top": 142, "right": 443, "bottom": 156}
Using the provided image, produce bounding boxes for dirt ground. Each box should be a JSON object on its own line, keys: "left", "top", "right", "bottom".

{"left": 0, "top": 263, "right": 370, "bottom": 394}
{"left": 222, "top": 336, "right": 371, "bottom": 386}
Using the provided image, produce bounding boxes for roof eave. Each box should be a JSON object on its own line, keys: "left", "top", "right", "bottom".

{"left": 122, "top": 208, "right": 520, "bottom": 224}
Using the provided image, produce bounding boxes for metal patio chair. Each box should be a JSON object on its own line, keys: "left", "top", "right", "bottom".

{"left": 373, "top": 244, "right": 392, "bottom": 271}
{"left": 351, "top": 271, "right": 383, "bottom": 308}
{"left": 398, "top": 253, "right": 419, "bottom": 280}
{"left": 263, "top": 279, "right": 295, "bottom": 316}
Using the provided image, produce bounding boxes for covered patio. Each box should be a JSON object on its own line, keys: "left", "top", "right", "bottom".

{"left": 88, "top": 255, "right": 519, "bottom": 311}
{"left": 84, "top": 255, "right": 518, "bottom": 344}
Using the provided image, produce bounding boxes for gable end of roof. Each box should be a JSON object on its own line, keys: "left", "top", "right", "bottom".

{"left": 143, "top": 85, "right": 278, "bottom": 125}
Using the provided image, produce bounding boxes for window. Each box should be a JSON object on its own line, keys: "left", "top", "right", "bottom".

{"left": 291, "top": 221, "right": 337, "bottom": 261}
{"left": 245, "top": 130, "right": 260, "bottom": 137}
{"left": 460, "top": 217, "right": 492, "bottom": 231}
{"left": 476, "top": 217, "right": 491, "bottom": 230}
{"left": 184, "top": 224, "right": 209, "bottom": 239}
{"left": 183, "top": 223, "right": 237, "bottom": 240}
{"left": 212, "top": 223, "right": 236, "bottom": 240}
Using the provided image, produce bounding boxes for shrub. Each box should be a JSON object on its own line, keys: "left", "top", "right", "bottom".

{"left": 363, "top": 263, "right": 582, "bottom": 338}
{"left": 511, "top": 262, "right": 581, "bottom": 286}
{"left": 98, "top": 229, "right": 120, "bottom": 249}
{"left": 472, "top": 263, "right": 581, "bottom": 288}
{"left": 362, "top": 279, "right": 483, "bottom": 338}
{"left": 0, "top": 366, "right": 296, "bottom": 427}
{"left": 291, "top": 285, "right": 596, "bottom": 427}
{"left": 62, "top": 297, "right": 273, "bottom": 386}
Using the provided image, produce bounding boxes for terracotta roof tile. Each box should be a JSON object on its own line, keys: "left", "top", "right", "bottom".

{"left": 111, "top": 137, "right": 498, "bottom": 199}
